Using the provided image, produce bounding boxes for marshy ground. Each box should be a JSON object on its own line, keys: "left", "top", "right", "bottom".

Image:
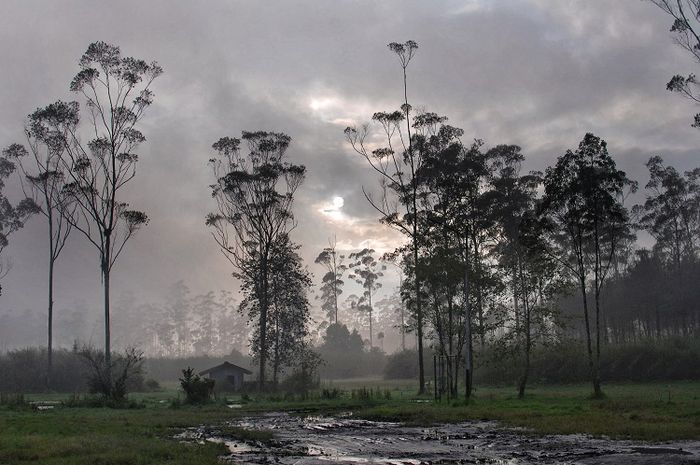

{"left": 1, "top": 381, "right": 699, "bottom": 464}
{"left": 181, "top": 412, "right": 700, "bottom": 464}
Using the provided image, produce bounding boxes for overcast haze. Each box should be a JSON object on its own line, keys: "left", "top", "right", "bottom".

{"left": 0, "top": 0, "right": 697, "bottom": 343}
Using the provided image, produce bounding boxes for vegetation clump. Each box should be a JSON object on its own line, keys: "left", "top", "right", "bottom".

{"left": 179, "top": 367, "right": 215, "bottom": 404}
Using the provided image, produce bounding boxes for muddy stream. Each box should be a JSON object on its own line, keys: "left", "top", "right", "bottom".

{"left": 177, "top": 412, "right": 700, "bottom": 464}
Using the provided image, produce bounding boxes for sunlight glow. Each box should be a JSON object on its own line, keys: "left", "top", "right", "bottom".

{"left": 309, "top": 97, "right": 338, "bottom": 111}
{"left": 319, "top": 195, "right": 345, "bottom": 221}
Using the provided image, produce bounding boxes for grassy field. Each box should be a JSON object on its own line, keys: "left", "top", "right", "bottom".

{"left": 356, "top": 381, "right": 700, "bottom": 441}
{"left": 0, "top": 380, "right": 698, "bottom": 465}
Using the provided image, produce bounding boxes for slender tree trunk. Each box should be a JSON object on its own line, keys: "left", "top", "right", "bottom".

{"left": 463, "top": 238, "right": 472, "bottom": 400}
{"left": 518, "top": 331, "right": 531, "bottom": 399}
{"left": 517, "top": 259, "right": 530, "bottom": 399}
{"left": 400, "top": 56, "right": 425, "bottom": 395}
{"left": 368, "top": 291, "right": 373, "bottom": 348}
{"left": 47, "top": 209, "right": 55, "bottom": 390}
{"left": 414, "top": 239, "right": 425, "bottom": 394}
{"left": 333, "top": 256, "right": 339, "bottom": 324}
{"left": 334, "top": 280, "right": 338, "bottom": 324}
{"left": 102, "top": 249, "right": 111, "bottom": 394}
{"left": 593, "top": 220, "right": 603, "bottom": 398}
{"left": 448, "top": 295, "right": 454, "bottom": 397}
{"left": 259, "top": 257, "right": 269, "bottom": 392}
{"left": 578, "top": 272, "right": 599, "bottom": 397}
{"left": 593, "top": 279, "right": 603, "bottom": 397}
{"left": 399, "top": 274, "right": 406, "bottom": 351}
{"left": 47, "top": 255, "right": 54, "bottom": 390}
{"left": 472, "top": 237, "right": 485, "bottom": 350}
{"left": 273, "top": 311, "right": 280, "bottom": 387}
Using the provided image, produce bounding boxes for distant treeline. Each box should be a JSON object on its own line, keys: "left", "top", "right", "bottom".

{"left": 2, "top": 337, "right": 698, "bottom": 393}
{"left": 475, "top": 337, "right": 700, "bottom": 385}
{"left": 380, "top": 338, "right": 700, "bottom": 385}
{"left": 0, "top": 348, "right": 252, "bottom": 393}
{"left": 0, "top": 283, "right": 249, "bottom": 358}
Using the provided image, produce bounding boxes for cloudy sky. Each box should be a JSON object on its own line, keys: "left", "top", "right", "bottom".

{"left": 0, "top": 0, "right": 698, "bottom": 337}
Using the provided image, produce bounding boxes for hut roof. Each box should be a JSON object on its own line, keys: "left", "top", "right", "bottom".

{"left": 199, "top": 361, "right": 253, "bottom": 376}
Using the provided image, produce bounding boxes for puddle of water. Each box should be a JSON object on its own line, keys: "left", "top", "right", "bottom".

{"left": 206, "top": 437, "right": 259, "bottom": 454}
{"left": 176, "top": 413, "right": 700, "bottom": 465}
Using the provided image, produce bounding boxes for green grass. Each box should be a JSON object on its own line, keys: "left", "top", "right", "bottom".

{"left": 354, "top": 381, "right": 700, "bottom": 441}
{"left": 0, "top": 381, "right": 698, "bottom": 465}
{"left": 0, "top": 406, "right": 238, "bottom": 465}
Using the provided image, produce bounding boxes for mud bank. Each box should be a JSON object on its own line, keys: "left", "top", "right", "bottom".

{"left": 177, "top": 412, "right": 700, "bottom": 464}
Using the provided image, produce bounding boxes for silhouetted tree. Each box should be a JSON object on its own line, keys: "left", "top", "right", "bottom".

{"left": 207, "top": 131, "right": 305, "bottom": 390}
{"left": 241, "top": 236, "right": 312, "bottom": 386}
{"left": 649, "top": 1, "right": 700, "bottom": 128}
{"left": 635, "top": 156, "right": 700, "bottom": 270}
{"left": 3, "top": 133, "right": 75, "bottom": 386}
{"left": 267, "top": 236, "right": 312, "bottom": 385}
{"left": 318, "top": 322, "right": 366, "bottom": 378}
{"left": 0, "top": 151, "right": 39, "bottom": 294}
{"left": 418, "top": 133, "right": 491, "bottom": 398}
{"left": 27, "top": 42, "right": 161, "bottom": 390}
{"left": 381, "top": 254, "right": 408, "bottom": 350}
{"left": 315, "top": 237, "right": 347, "bottom": 324}
{"left": 348, "top": 248, "right": 384, "bottom": 348}
{"left": 345, "top": 40, "right": 430, "bottom": 393}
{"left": 539, "top": 133, "right": 635, "bottom": 397}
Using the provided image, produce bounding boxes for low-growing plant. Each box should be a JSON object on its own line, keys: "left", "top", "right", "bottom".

{"left": 179, "top": 367, "right": 214, "bottom": 404}
{"left": 144, "top": 378, "right": 161, "bottom": 392}
{"left": 78, "top": 346, "right": 145, "bottom": 401}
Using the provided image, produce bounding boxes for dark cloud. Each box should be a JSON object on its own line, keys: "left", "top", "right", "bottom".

{"left": 0, "top": 0, "right": 697, "bottom": 337}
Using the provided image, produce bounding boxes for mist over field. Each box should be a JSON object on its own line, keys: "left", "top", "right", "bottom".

{"left": 1, "top": 2, "right": 700, "bottom": 464}
{"left": 0, "top": 1, "right": 698, "bottom": 354}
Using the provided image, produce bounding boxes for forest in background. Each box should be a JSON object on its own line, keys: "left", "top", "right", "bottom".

{"left": 1, "top": 1, "right": 700, "bottom": 401}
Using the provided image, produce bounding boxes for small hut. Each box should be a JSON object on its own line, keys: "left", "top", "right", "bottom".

{"left": 199, "top": 361, "right": 252, "bottom": 391}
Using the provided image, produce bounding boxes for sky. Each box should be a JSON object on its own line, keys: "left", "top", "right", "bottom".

{"left": 0, "top": 0, "right": 698, "bottom": 347}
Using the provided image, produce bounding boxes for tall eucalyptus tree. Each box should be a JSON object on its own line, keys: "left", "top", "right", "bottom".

{"left": 538, "top": 133, "right": 635, "bottom": 397}
{"left": 207, "top": 131, "right": 305, "bottom": 390}
{"left": 25, "top": 42, "right": 160, "bottom": 389}
{"left": 315, "top": 237, "right": 347, "bottom": 324}
{"left": 3, "top": 133, "right": 74, "bottom": 385}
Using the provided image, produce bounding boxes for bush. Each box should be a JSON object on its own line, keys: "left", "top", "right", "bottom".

{"left": 280, "top": 349, "right": 322, "bottom": 399}
{"left": 0, "top": 347, "right": 88, "bottom": 393}
{"left": 179, "top": 367, "right": 214, "bottom": 404}
{"left": 383, "top": 349, "right": 436, "bottom": 380}
{"left": 144, "top": 378, "right": 161, "bottom": 392}
{"left": 280, "top": 370, "right": 319, "bottom": 398}
{"left": 474, "top": 337, "right": 700, "bottom": 385}
{"left": 78, "top": 346, "right": 144, "bottom": 401}
{"left": 383, "top": 350, "right": 419, "bottom": 379}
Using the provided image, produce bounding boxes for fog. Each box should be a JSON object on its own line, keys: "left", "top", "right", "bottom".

{"left": 0, "top": 0, "right": 698, "bottom": 363}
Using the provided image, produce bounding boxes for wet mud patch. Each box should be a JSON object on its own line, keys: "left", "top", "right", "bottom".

{"left": 177, "top": 412, "right": 700, "bottom": 464}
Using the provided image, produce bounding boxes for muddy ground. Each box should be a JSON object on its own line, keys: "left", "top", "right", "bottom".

{"left": 177, "top": 412, "right": 700, "bottom": 464}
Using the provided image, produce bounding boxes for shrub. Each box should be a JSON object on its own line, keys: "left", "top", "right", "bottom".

{"left": 0, "top": 347, "right": 88, "bottom": 393}
{"left": 144, "top": 378, "right": 161, "bottom": 392}
{"left": 78, "top": 346, "right": 144, "bottom": 401}
{"left": 383, "top": 350, "right": 419, "bottom": 379}
{"left": 179, "top": 367, "right": 214, "bottom": 404}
